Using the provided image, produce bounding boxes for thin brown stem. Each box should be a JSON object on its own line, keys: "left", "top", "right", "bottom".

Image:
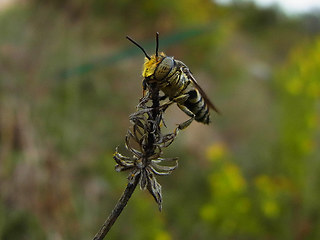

{"left": 144, "top": 82, "right": 160, "bottom": 162}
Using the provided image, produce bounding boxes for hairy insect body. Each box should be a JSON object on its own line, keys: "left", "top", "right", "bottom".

{"left": 127, "top": 33, "right": 218, "bottom": 130}
{"left": 143, "top": 53, "right": 210, "bottom": 125}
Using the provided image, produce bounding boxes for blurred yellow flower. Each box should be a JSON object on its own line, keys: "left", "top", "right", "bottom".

{"left": 206, "top": 142, "right": 228, "bottom": 162}
{"left": 209, "top": 162, "right": 247, "bottom": 194}
{"left": 200, "top": 204, "right": 217, "bottom": 221}
{"left": 254, "top": 175, "right": 294, "bottom": 218}
{"left": 261, "top": 200, "right": 279, "bottom": 218}
{"left": 285, "top": 77, "right": 303, "bottom": 95}
{"left": 225, "top": 164, "right": 247, "bottom": 192}
{"left": 155, "top": 231, "right": 172, "bottom": 240}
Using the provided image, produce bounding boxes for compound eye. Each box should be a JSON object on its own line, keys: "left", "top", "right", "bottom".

{"left": 154, "top": 57, "right": 174, "bottom": 80}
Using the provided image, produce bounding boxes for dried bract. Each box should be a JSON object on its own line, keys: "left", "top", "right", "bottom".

{"left": 113, "top": 84, "right": 179, "bottom": 210}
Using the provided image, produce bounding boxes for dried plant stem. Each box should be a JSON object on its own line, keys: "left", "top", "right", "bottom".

{"left": 92, "top": 82, "right": 161, "bottom": 240}
{"left": 144, "top": 82, "right": 160, "bottom": 159}
{"left": 92, "top": 173, "right": 140, "bottom": 240}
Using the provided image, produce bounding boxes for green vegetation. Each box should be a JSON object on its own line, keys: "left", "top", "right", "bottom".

{"left": 0, "top": 0, "right": 319, "bottom": 239}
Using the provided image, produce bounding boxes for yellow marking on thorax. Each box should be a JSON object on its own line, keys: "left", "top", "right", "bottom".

{"left": 142, "top": 52, "right": 166, "bottom": 78}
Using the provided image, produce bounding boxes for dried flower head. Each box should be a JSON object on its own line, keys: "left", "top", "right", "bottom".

{"left": 113, "top": 82, "right": 179, "bottom": 210}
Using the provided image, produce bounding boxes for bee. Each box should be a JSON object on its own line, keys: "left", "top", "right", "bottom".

{"left": 126, "top": 32, "right": 219, "bottom": 130}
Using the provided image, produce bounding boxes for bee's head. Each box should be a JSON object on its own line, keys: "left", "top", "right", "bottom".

{"left": 126, "top": 33, "right": 173, "bottom": 79}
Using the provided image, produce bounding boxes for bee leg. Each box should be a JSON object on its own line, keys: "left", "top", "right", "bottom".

{"left": 142, "top": 79, "right": 147, "bottom": 96}
{"left": 172, "top": 94, "right": 189, "bottom": 104}
{"left": 142, "top": 79, "right": 147, "bottom": 89}
{"left": 173, "top": 94, "right": 195, "bottom": 129}
{"left": 176, "top": 104, "right": 195, "bottom": 130}
{"left": 159, "top": 93, "right": 188, "bottom": 110}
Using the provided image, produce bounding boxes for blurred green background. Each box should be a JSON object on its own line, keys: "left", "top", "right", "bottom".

{"left": 1, "top": 0, "right": 320, "bottom": 239}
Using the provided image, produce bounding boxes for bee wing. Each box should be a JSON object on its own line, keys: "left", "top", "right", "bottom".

{"left": 183, "top": 68, "right": 220, "bottom": 114}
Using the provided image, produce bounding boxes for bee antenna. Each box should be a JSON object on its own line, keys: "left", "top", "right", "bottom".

{"left": 126, "top": 36, "right": 151, "bottom": 60}
{"left": 155, "top": 32, "right": 159, "bottom": 57}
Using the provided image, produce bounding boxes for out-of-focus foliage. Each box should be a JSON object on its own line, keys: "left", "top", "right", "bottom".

{"left": 200, "top": 38, "right": 320, "bottom": 239}
{"left": 0, "top": 0, "right": 320, "bottom": 239}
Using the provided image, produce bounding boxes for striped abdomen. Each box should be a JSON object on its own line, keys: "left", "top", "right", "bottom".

{"left": 184, "top": 89, "right": 210, "bottom": 124}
